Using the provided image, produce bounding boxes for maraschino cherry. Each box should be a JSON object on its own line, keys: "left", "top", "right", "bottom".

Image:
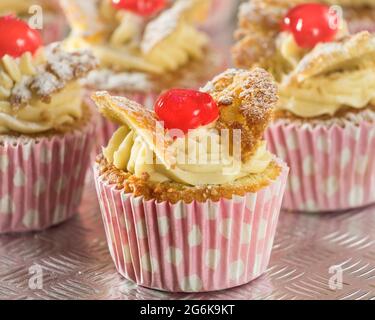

{"left": 0, "top": 15, "right": 42, "bottom": 58}
{"left": 112, "top": 0, "right": 166, "bottom": 17}
{"left": 154, "top": 89, "right": 219, "bottom": 133}
{"left": 281, "top": 3, "right": 339, "bottom": 49}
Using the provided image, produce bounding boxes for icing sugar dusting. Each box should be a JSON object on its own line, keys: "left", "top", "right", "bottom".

{"left": 85, "top": 69, "right": 152, "bottom": 92}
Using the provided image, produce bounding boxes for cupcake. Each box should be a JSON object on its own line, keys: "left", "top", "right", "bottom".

{"left": 91, "top": 68, "right": 289, "bottom": 292}
{"left": 233, "top": 1, "right": 375, "bottom": 212}
{"left": 60, "top": 0, "right": 227, "bottom": 148}
{"left": 0, "top": 0, "right": 68, "bottom": 43}
{"left": 0, "top": 16, "right": 98, "bottom": 233}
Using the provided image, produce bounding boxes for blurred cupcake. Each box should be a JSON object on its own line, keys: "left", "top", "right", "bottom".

{"left": 91, "top": 68, "right": 288, "bottom": 292}
{"left": 60, "top": 0, "right": 227, "bottom": 148}
{"left": 0, "top": 16, "right": 97, "bottom": 233}
{"left": 233, "top": 1, "right": 375, "bottom": 212}
{"left": 0, "top": 0, "right": 68, "bottom": 43}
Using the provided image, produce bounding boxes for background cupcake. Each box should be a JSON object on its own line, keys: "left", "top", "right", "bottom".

{"left": 0, "top": 16, "right": 97, "bottom": 233}
{"left": 60, "top": 0, "right": 228, "bottom": 148}
{"left": 91, "top": 68, "right": 288, "bottom": 292}
{"left": 233, "top": 1, "right": 375, "bottom": 212}
{"left": 0, "top": 0, "right": 68, "bottom": 43}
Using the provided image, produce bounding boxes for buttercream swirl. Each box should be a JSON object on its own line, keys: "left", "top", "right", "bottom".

{"left": 275, "top": 31, "right": 375, "bottom": 118}
{"left": 104, "top": 125, "right": 272, "bottom": 186}
{"left": 0, "top": 48, "right": 89, "bottom": 134}
{"left": 62, "top": 0, "right": 208, "bottom": 75}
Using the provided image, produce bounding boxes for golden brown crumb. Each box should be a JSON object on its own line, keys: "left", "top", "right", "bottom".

{"left": 203, "top": 68, "right": 278, "bottom": 161}
{"left": 96, "top": 154, "right": 282, "bottom": 204}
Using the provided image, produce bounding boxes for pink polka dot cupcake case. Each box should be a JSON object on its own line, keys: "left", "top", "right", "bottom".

{"left": 94, "top": 162, "right": 288, "bottom": 292}
{"left": 0, "top": 16, "right": 98, "bottom": 233}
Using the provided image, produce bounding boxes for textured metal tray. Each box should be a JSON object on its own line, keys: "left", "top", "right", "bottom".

{"left": 1, "top": 172, "right": 375, "bottom": 300}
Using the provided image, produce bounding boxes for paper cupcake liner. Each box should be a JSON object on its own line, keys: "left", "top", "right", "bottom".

{"left": 0, "top": 120, "right": 95, "bottom": 233}
{"left": 93, "top": 160, "right": 288, "bottom": 292}
{"left": 265, "top": 119, "right": 375, "bottom": 212}
{"left": 84, "top": 91, "right": 159, "bottom": 152}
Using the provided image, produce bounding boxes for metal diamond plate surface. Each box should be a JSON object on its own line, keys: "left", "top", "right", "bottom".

{"left": 1, "top": 171, "right": 375, "bottom": 300}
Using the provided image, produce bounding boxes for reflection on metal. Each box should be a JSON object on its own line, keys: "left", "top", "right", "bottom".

{"left": 1, "top": 174, "right": 375, "bottom": 300}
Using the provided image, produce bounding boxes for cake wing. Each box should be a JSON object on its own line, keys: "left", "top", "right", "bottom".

{"left": 289, "top": 31, "right": 375, "bottom": 83}
{"left": 92, "top": 92, "right": 176, "bottom": 169}
{"left": 201, "top": 68, "right": 278, "bottom": 161}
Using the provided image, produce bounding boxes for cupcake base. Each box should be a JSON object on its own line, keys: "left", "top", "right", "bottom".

{"left": 265, "top": 112, "right": 375, "bottom": 212}
{"left": 93, "top": 160, "right": 288, "bottom": 293}
{"left": 0, "top": 106, "right": 95, "bottom": 233}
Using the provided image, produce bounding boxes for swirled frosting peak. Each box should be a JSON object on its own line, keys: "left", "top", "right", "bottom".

{"left": 62, "top": 0, "right": 210, "bottom": 75}
{"left": 0, "top": 44, "right": 97, "bottom": 134}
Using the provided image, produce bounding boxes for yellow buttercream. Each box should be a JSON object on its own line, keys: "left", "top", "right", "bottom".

{"left": 0, "top": 52, "right": 84, "bottom": 134}
{"left": 104, "top": 125, "right": 273, "bottom": 186}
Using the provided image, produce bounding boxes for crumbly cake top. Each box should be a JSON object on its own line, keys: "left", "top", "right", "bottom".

{"left": 202, "top": 68, "right": 278, "bottom": 161}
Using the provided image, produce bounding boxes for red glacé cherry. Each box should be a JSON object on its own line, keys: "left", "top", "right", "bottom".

{"left": 0, "top": 15, "right": 42, "bottom": 58}
{"left": 112, "top": 0, "right": 166, "bottom": 16}
{"left": 154, "top": 89, "right": 219, "bottom": 133}
{"left": 282, "top": 3, "right": 339, "bottom": 49}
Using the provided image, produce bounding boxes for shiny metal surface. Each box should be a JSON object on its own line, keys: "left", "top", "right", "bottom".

{"left": 1, "top": 173, "right": 375, "bottom": 300}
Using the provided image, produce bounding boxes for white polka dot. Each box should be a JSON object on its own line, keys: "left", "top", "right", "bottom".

{"left": 188, "top": 225, "right": 202, "bottom": 247}
{"left": 40, "top": 147, "right": 52, "bottom": 164}
{"left": 180, "top": 275, "right": 203, "bottom": 292}
{"left": 245, "top": 196, "right": 256, "bottom": 211}
{"left": 0, "top": 155, "right": 9, "bottom": 172}
{"left": 59, "top": 147, "right": 66, "bottom": 164}
{"left": 241, "top": 223, "right": 252, "bottom": 244}
{"left": 53, "top": 205, "right": 66, "bottom": 224}
{"left": 132, "top": 197, "right": 143, "bottom": 208}
{"left": 355, "top": 156, "right": 368, "bottom": 175}
{"left": 324, "top": 176, "right": 338, "bottom": 198}
{"left": 0, "top": 195, "right": 14, "bottom": 215}
{"left": 340, "top": 148, "right": 351, "bottom": 169}
{"left": 55, "top": 176, "right": 67, "bottom": 193}
{"left": 232, "top": 195, "right": 244, "bottom": 204}
{"left": 317, "top": 136, "right": 329, "bottom": 152}
{"left": 165, "top": 247, "right": 183, "bottom": 266}
{"left": 253, "top": 253, "right": 264, "bottom": 276}
{"left": 302, "top": 200, "right": 318, "bottom": 212}
{"left": 205, "top": 249, "right": 221, "bottom": 269}
{"left": 33, "top": 177, "right": 46, "bottom": 197}
{"left": 141, "top": 253, "right": 159, "bottom": 273}
{"left": 22, "top": 144, "right": 32, "bottom": 160}
{"left": 303, "top": 156, "right": 314, "bottom": 176}
{"left": 275, "top": 145, "right": 287, "bottom": 160}
{"left": 286, "top": 134, "right": 298, "bottom": 150}
{"left": 289, "top": 175, "right": 300, "bottom": 193}
{"left": 123, "top": 244, "right": 132, "bottom": 264}
{"left": 157, "top": 216, "right": 169, "bottom": 237}
{"left": 229, "top": 260, "right": 245, "bottom": 281}
{"left": 258, "top": 219, "right": 268, "bottom": 240}
{"left": 173, "top": 205, "right": 186, "bottom": 219}
{"left": 206, "top": 202, "right": 219, "bottom": 220}
{"left": 22, "top": 210, "right": 39, "bottom": 228}
{"left": 136, "top": 220, "right": 147, "bottom": 239}
{"left": 13, "top": 168, "right": 26, "bottom": 187}
{"left": 220, "top": 219, "right": 233, "bottom": 239}
{"left": 349, "top": 185, "right": 364, "bottom": 207}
